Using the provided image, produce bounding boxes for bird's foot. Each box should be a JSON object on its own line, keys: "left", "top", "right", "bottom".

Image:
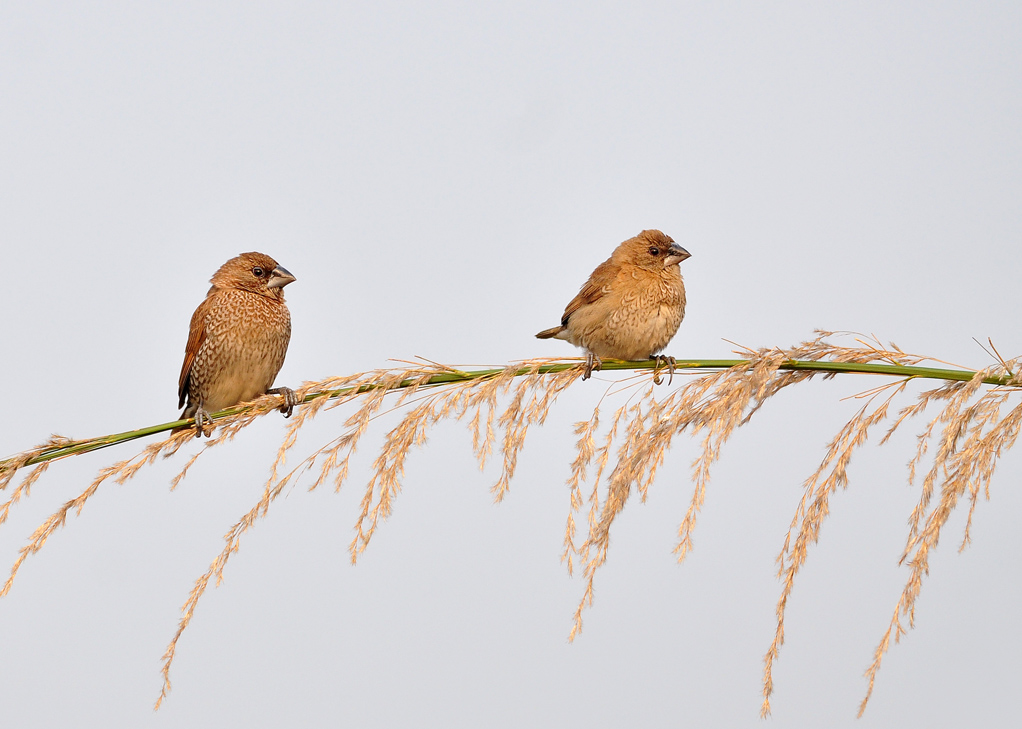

{"left": 583, "top": 352, "right": 603, "bottom": 380}
{"left": 192, "top": 407, "right": 213, "bottom": 438}
{"left": 650, "top": 355, "right": 676, "bottom": 385}
{"left": 268, "top": 386, "right": 299, "bottom": 418}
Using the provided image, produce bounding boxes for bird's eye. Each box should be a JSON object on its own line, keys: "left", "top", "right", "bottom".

{"left": 648, "top": 247, "right": 660, "bottom": 256}
{"left": 252, "top": 267, "right": 264, "bottom": 277}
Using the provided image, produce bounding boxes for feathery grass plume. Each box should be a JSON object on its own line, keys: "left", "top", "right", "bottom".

{"left": 757, "top": 340, "right": 1022, "bottom": 717}
{"left": 0, "top": 437, "right": 68, "bottom": 529}
{"left": 852, "top": 363, "right": 1022, "bottom": 716}
{"left": 155, "top": 360, "right": 584, "bottom": 707}
{"left": 1, "top": 337, "right": 1019, "bottom": 716}
{"left": 1, "top": 432, "right": 193, "bottom": 599}
{"left": 569, "top": 341, "right": 813, "bottom": 639}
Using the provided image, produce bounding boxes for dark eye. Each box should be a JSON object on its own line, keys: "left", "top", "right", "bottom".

{"left": 252, "top": 266, "right": 264, "bottom": 277}
{"left": 648, "top": 247, "right": 660, "bottom": 256}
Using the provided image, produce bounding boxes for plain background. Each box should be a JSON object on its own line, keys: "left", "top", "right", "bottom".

{"left": 2, "top": 2, "right": 1020, "bottom": 727}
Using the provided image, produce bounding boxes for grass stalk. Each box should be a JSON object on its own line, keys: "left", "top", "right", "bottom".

{"left": 2, "top": 335, "right": 1019, "bottom": 717}
{"left": 3, "top": 358, "right": 1013, "bottom": 471}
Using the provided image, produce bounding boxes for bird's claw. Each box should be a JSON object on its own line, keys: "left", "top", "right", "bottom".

{"left": 650, "top": 355, "right": 676, "bottom": 385}
{"left": 582, "top": 352, "right": 603, "bottom": 380}
{"left": 268, "top": 387, "right": 299, "bottom": 418}
{"left": 192, "top": 407, "right": 213, "bottom": 438}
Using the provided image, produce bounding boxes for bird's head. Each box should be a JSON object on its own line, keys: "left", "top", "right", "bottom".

{"left": 211, "top": 252, "right": 297, "bottom": 300}
{"left": 620, "top": 230, "right": 691, "bottom": 273}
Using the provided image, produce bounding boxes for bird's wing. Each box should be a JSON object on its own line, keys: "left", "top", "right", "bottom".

{"left": 177, "top": 296, "right": 213, "bottom": 408}
{"left": 561, "top": 259, "right": 617, "bottom": 326}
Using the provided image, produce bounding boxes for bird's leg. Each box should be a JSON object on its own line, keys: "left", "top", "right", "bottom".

{"left": 267, "top": 386, "right": 299, "bottom": 418}
{"left": 650, "top": 355, "right": 676, "bottom": 385}
{"left": 583, "top": 352, "right": 603, "bottom": 380}
{"left": 193, "top": 405, "right": 212, "bottom": 438}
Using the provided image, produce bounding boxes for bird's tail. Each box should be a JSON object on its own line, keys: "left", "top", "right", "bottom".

{"left": 535, "top": 326, "right": 565, "bottom": 339}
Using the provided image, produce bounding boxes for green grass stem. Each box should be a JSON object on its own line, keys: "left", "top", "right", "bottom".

{"left": 2, "top": 358, "right": 1012, "bottom": 471}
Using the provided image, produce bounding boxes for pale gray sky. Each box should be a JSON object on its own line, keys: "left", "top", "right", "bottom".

{"left": 2, "top": 2, "right": 1021, "bottom": 727}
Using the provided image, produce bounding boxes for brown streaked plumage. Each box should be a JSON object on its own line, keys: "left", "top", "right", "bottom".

{"left": 177, "top": 252, "right": 298, "bottom": 436}
{"left": 536, "top": 229, "right": 690, "bottom": 379}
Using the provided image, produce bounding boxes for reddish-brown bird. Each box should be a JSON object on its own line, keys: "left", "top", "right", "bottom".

{"left": 535, "top": 229, "right": 691, "bottom": 379}
{"left": 177, "top": 252, "right": 298, "bottom": 436}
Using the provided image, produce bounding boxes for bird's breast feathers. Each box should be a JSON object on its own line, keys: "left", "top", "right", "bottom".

{"left": 191, "top": 290, "right": 291, "bottom": 411}
{"left": 565, "top": 268, "right": 685, "bottom": 360}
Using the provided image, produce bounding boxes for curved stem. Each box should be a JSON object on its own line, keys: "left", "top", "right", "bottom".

{"left": 2, "top": 358, "right": 1011, "bottom": 471}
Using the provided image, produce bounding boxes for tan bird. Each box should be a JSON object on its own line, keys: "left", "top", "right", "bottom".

{"left": 536, "top": 229, "right": 690, "bottom": 379}
{"left": 177, "top": 252, "right": 298, "bottom": 436}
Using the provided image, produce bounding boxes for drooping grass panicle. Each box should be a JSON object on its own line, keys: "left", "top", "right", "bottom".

{"left": 854, "top": 362, "right": 1022, "bottom": 717}
{"left": 1, "top": 430, "right": 194, "bottom": 599}
{"left": 2, "top": 335, "right": 1019, "bottom": 717}
{"left": 760, "top": 380, "right": 908, "bottom": 717}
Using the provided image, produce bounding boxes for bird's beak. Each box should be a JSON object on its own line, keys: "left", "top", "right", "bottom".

{"left": 267, "top": 265, "right": 297, "bottom": 289}
{"left": 664, "top": 244, "right": 691, "bottom": 267}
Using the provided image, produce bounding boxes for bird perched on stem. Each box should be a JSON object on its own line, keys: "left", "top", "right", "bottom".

{"left": 176, "top": 252, "right": 298, "bottom": 437}
{"left": 536, "top": 229, "right": 691, "bottom": 381}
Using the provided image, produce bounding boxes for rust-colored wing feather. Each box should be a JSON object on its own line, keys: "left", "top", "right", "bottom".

{"left": 560, "top": 258, "right": 618, "bottom": 326}
{"left": 177, "top": 295, "right": 214, "bottom": 408}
